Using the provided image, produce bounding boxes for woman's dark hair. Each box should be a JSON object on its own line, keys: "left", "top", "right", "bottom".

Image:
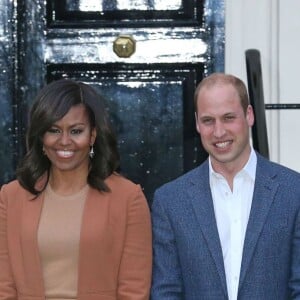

{"left": 16, "top": 79, "right": 120, "bottom": 195}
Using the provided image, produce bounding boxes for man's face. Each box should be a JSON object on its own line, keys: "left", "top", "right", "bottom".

{"left": 195, "top": 83, "right": 254, "bottom": 172}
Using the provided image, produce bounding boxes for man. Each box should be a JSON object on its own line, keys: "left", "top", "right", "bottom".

{"left": 151, "top": 73, "right": 300, "bottom": 299}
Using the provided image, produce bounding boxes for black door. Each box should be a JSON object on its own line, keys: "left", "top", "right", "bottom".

{"left": 0, "top": 0, "right": 224, "bottom": 202}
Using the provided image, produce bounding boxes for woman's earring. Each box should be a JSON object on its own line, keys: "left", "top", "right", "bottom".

{"left": 89, "top": 145, "right": 95, "bottom": 159}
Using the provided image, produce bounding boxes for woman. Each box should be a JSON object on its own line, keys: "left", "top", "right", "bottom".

{"left": 0, "top": 79, "right": 152, "bottom": 300}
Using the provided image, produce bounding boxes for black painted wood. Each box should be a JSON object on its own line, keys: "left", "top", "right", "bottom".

{"left": 245, "top": 49, "right": 269, "bottom": 159}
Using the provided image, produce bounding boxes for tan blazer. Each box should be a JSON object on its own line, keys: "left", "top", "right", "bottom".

{"left": 0, "top": 173, "right": 152, "bottom": 300}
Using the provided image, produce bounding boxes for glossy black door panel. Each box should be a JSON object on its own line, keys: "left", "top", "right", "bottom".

{"left": 47, "top": 64, "right": 207, "bottom": 201}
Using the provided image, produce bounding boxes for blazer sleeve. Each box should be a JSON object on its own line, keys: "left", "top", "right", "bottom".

{"left": 117, "top": 185, "right": 152, "bottom": 300}
{"left": 151, "top": 192, "right": 183, "bottom": 299}
{"left": 290, "top": 207, "right": 300, "bottom": 299}
{"left": 0, "top": 184, "right": 17, "bottom": 300}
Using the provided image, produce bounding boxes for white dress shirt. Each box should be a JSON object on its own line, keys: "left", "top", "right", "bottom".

{"left": 209, "top": 148, "right": 257, "bottom": 300}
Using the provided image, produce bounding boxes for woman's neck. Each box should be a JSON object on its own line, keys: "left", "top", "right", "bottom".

{"left": 48, "top": 169, "right": 89, "bottom": 196}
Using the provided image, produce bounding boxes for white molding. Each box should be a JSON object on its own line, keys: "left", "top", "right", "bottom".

{"left": 225, "top": 0, "right": 280, "bottom": 163}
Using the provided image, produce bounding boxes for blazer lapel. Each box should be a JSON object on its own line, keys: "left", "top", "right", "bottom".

{"left": 239, "top": 157, "right": 279, "bottom": 288}
{"left": 77, "top": 187, "right": 111, "bottom": 293}
{"left": 21, "top": 191, "right": 45, "bottom": 294}
{"left": 188, "top": 162, "right": 228, "bottom": 298}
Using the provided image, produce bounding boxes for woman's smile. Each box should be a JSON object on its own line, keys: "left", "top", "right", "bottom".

{"left": 56, "top": 150, "right": 75, "bottom": 159}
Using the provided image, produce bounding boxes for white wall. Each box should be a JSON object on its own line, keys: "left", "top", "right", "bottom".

{"left": 225, "top": 0, "right": 300, "bottom": 172}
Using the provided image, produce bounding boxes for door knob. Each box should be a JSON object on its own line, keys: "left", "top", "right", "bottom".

{"left": 113, "top": 35, "right": 136, "bottom": 58}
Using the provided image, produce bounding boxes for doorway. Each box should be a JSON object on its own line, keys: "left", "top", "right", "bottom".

{"left": 0, "top": 0, "right": 224, "bottom": 202}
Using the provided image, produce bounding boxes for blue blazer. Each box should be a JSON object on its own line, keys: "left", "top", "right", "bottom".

{"left": 151, "top": 153, "right": 300, "bottom": 299}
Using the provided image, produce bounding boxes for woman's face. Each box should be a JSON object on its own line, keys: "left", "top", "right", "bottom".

{"left": 42, "top": 104, "right": 96, "bottom": 176}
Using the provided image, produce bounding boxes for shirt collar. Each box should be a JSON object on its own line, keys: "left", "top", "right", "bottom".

{"left": 209, "top": 147, "right": 257, "bottom": 181}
